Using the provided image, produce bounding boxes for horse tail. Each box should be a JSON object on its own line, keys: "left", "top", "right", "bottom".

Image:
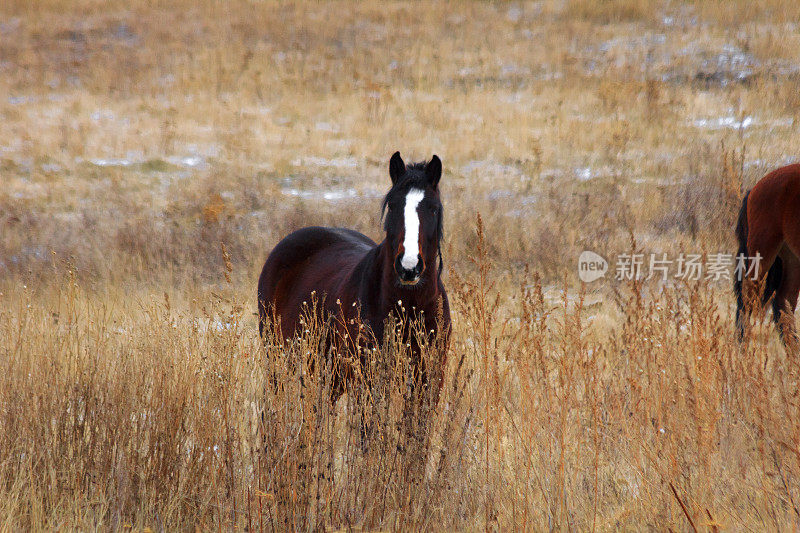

{"left": 734, "top": 191, "right": 750, "bottom": 338}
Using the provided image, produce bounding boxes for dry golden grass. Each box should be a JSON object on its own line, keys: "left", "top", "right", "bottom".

{"left": 2, "top": 0, "right": 800, "bottom": 529}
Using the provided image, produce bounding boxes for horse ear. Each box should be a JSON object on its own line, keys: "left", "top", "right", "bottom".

{"left": 426, "top": 155, "right": 442, "bottom": 188}
{"left": 389, "top": 151, "right": 405, "bottom": 184}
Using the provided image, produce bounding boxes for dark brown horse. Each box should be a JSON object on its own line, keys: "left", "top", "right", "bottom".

{"left": 258, "top": 152, "right": 450, "bottom": 402}
{"left": 735, "top": 163, "right": 800, "bottom": 346}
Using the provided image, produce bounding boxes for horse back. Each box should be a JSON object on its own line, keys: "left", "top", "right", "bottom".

{"left": 257, "top": 226, "right": 376, "bottom": 338}
{"left": 747, "top": 164, "right": 800, "bottom": 244}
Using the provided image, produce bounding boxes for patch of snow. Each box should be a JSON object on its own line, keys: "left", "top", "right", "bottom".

{"left": 8, "top": 95, "right": 35, "bottom": 105}
{"left": 90, "top": 109, "right": 115, "bottom": 121}
{"left": 282, "top": 186, "right": 384, "bottom": 202}
{"left": 88, "top": 157, "right": 134, "bottom": 167}
{"left": 575, "top": 167, "right": 594, "bottom": 181}
{"left": 692, "top": 116, "right": 753, "bottom": 130}
{"left": 283, "top": 188, "right": 358, "bottom": 201}
{"left": 500, "top": 63, "right": 531, "bottom": 76}
{"left": 315, "top": 121, "right": 340, "bottom": 133}
{"left": 292, "top": 156, "right": 358, "bottom": 169}
{"left": 166, "top": 155, "right": 207, "bottom": 169}
{"left": 212, "top": 320, "right": 233, "bottom": 332}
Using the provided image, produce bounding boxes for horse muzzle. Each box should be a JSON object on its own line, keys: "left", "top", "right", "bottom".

{"left": 395, "top": 255, "right": 424, "bottom": 285}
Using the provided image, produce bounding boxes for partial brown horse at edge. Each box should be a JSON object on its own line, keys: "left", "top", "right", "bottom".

{"left": 735, "top": 163, "right": 800, "bottom": 347}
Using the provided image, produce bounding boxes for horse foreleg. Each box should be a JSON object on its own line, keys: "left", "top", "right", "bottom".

{"left": 774, "top": 266, "right": 799, "bottom": 351}
{"left": 775, "top": 244, "right": 800, "bottom": 352}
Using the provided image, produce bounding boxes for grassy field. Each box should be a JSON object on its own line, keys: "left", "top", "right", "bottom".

{"left": 2, "top": 0, "right": 800, "bottom": 529}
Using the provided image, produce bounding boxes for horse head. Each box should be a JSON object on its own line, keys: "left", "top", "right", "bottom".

{"left": 382, "top": 151, "right": 444, "bottom": 287}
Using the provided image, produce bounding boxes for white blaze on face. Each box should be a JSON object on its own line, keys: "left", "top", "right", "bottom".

{"left": 401, "top": 189, "right": 425, "bottom": 270}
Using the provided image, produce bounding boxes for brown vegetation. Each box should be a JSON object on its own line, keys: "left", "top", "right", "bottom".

{"left": 1, "top": 0, "right": 800, "bottom": 529}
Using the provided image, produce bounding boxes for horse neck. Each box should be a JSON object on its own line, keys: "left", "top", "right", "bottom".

{"left": 375, "top": 239, "right": 440, "bottom": 309}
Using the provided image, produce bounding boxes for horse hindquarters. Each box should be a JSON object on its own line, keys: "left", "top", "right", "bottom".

{"left": 738, "top": 165, "right": 800, "bottom": 346}
{"left": 736, "top": 196, "right": 790, "bottom": 341}
{"left": 257, "top": 257, "right": 282, "bottom": 340}
{"left": 736, "top": 190, "right": 778, "bottom": 339}
{"left": 257, "top": 248, "right": 308, "bottom": 342}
